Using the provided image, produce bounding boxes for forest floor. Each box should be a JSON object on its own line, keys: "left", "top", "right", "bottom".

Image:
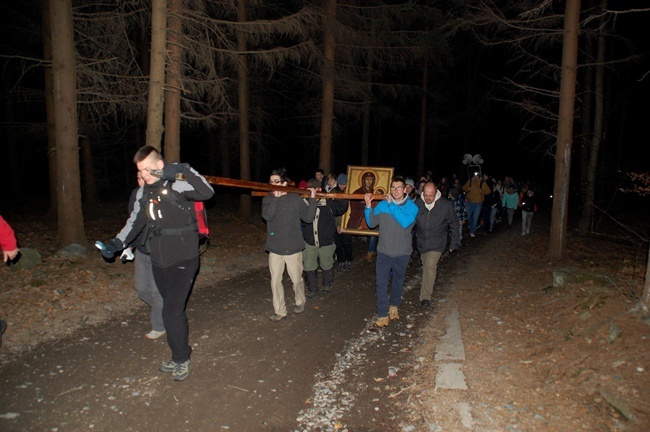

{"left": 0, "top": 197, "right": 648, "bottom": 431}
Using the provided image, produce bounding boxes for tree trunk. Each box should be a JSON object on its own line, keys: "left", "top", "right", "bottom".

{"left": 219, "top": 121, "right": 230, "bottom": 177}
{"left": 578, "top": 37, "right": 593, "bottom": 215}
{"left": 50, "top": 0, "right": 86, "bottom": 247}
{"left": 2, "top": 90, "right": 19, "bottom": 201}
{"left": 549, "top": 0, "right": 581, "bottom": 261}
{"left": 237, "top": 0, "right": 251, "bottom": 220}
{"left": 164, "top": 0, "right": 182, "bottom": 162}
{"left": 319, "top": 0, "right": 336, "bottom": 174}
{"left": 418, "top": 60, "right": 428, "bottom": 176}
{"left": 361, "top": 105, "right": 369, "bottom": 166}
{"left": 146, "top": 0, "right": 167, "bottom": 151}
{"left": 577, "top": 0, "right": 606, "bottom": 234}
{"left": 42, "top": 0, "right": 57, "bottom": 216}
{"left": 79, "top": 112, "right": 97, "bottom": 205}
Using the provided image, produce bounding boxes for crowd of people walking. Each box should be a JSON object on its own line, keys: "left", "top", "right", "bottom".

{"left": 0, "top": 158, "right": 541, "bottom": 384}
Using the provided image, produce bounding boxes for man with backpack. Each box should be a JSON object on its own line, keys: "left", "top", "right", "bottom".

{"left": 98, "top": 145, "right": 214, "bottom": 381}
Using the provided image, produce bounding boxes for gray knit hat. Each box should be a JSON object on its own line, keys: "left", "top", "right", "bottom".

{"left": 336, "top": 173, "right": 348, "bottom": 185}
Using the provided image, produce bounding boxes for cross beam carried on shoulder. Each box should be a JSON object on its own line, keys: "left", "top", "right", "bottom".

{"left": 151, "top": 170, "right": 365, "bottom": 200}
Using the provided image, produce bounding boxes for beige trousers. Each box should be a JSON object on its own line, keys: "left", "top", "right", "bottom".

{"left": 420, "top": 251, "right": 442, "bottom": 301}
{"left": 268, "top": 252, "right": 306, "bottom": 316}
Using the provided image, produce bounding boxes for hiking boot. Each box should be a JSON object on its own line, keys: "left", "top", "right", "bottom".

{"left": 389, "top": 306, "right": 399, "bottom": 320}
{"left": 145, "top": 330, "right": 166, "bottom": 340}
{"left": 294, "top": 304, "right": 305, "bottom": 314}
{"left": 269, "top": 314, "right": 286, "bottom": 322}
{"left": 374, "top": 317, "right": 389, "bottom": 328}
{"left": 173, "top": 360, "right": 190, "bottom": 381}
{"left": 306, "top": 291, "right": 319, "bottom": 300}
{"left": 160, "top": 360, "right": 176, "bottom": 373}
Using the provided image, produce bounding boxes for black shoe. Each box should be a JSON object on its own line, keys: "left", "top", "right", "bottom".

{"left": 306, "top": 291, "right": 319, "bottom": 300}
{"left": 322, "top": 285, "right": 332, "bottom": 294}
{"left": 345, "top": 261, "right": 351, "bottom": 272}
{"left": 421, "top": 300, "right": 431, "bottom": 308}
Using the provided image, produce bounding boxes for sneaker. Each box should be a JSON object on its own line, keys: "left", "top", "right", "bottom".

{"left": 469, "top": 233, "right": 476, "bottom": 238}
{"left": 421, "top": 299, "right": 431, "bottom": 308}
{"left": 374, "top": 317, "right": 390, "bottom": 328}
{"left": 521, "top": 232, "right": 526, "bottom": 236}
{"left": 345, "top": 261, "right": 352, "bottom": 272}
{"left": 389, "top": 305, "right": 399, "bottom": 320}
{"left": 294, "top": 304, "right": 305, "bottom": 314}
{"left": 145, "top": 330, "right": 166, "bottom": 340}
{"left": 160, "top": 360, "right": 176, "bottom": 373}
{"left": 269, "top": 313, "right": 286, "bottom": 322}
{"left": 526, "top": 229, "right": 530, "bottom": 235}
{"left": 306, "top": 291, "right": 319, "bottom": 300}
{"left": 322, "top": 285, "right": 332, "bottom": 294}
{"left": 173, "top": 360, "right": 190, "bottom": 381}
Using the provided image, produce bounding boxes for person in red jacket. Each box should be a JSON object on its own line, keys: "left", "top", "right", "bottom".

{"left": 0, "top": 215, "right": 19, "bottom": 263}
{"left": 1, "top": 214, "right": 19, "bottom": 348}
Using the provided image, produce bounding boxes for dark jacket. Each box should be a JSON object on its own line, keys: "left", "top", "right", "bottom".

{"left": 302, "top": 198, "right": 349, "bottom": 247}
{"left": 262, "top": 193, "right": 317, "bottom": 255}
{"left": 520, "top": 192, "right": 537, "bottom": 213}
{"left": 117, "top": 168, "right": 215, "bottom": 268}
{"left": 415, "top": 192, "right": 460, "bottom": 253}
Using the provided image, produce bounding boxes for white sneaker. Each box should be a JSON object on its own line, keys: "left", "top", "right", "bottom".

{"left": 145, "top": 330, "right": 166, "bottom": 340}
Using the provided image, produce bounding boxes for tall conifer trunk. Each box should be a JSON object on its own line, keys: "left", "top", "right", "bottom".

{"left": 549, "top": 0, "right": 581, "bottom": 261}
{"left": 319, "top": 0, "right": 336, "bottom": 174}
{"left": 164, "top": 0, "right": 182, "bottom": 162}
{"left": 237, "top": 0, "right": 252, "bottom": 219}
{"left": 50, "top": 0, "right": 86, "bottom": 247}
{"left": 146, "top": 0, "right": 167, "bottom": 151}
{"left": 42, "top": 0, "right": 57, "bottom": 215}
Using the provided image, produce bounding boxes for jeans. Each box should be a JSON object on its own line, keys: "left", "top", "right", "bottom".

{"left": 466, "top": 202, "right": 483, "bottom": 235}
{"left": 375, "top": 252, "right": 410, "bottom": 317}
{"left": 368, "top": 235, "right": 378, "bottom": 253}
{"left": 152, "top": 257, "right": 199, "bottom": 363}
{"left": 522, "top": 211, "right": 535, "bottom": 234}
{"left": 134, "top": 250, "right": 164, "bottom": 332}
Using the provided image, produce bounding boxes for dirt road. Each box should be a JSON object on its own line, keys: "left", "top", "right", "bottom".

{"left": 1, "top": 213, "right": 648, "bottom": 431}
{"left": 0, "top": 241, "right": 434, "bottom": 431}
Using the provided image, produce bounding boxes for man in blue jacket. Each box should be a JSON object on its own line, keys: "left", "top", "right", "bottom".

{"left": 415, "top": 182, "right": 459, "bottom": 307}
{"left": 364, "top": 177, "right": 418, "bottom": 327}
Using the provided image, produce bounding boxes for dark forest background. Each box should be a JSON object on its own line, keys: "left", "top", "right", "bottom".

{"left": 1, "top": 0, "right": 647, "bottom": 200}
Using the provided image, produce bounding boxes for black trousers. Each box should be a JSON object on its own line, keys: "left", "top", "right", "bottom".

{"left": 152, "top": 257, "right": 199, "bottom": 363}
{"left": 335, "top": 232, "right": 353, "bottom": 262}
